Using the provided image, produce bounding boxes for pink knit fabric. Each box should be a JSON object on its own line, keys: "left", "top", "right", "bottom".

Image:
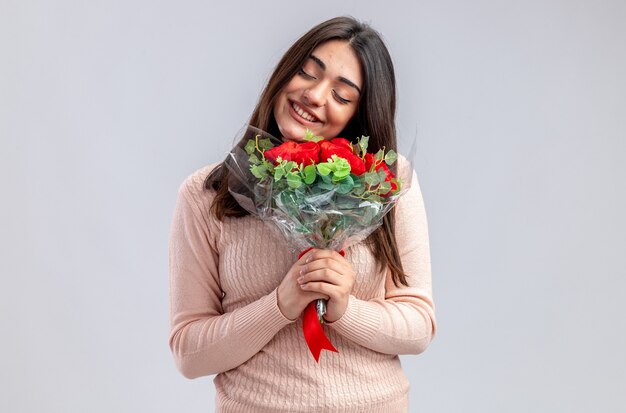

{"left": 168, "top": 162, "right": 436, "bottom": 412}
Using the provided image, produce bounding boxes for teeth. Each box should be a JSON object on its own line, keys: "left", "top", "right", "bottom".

{"left": 292, "top": 102, "right": 317, "bottom": 122}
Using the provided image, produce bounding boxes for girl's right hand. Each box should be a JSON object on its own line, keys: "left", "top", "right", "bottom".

{"left": 276, "top": 250, "right": 329, "bottom": 321}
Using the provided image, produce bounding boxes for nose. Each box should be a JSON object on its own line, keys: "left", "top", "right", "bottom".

{"left": 303, "top": 82, "right": 328, "bottom": 107}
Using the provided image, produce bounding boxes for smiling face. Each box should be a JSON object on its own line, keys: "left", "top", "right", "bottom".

{"left": 273, "top": 40, "right": 363, "bottom": 142}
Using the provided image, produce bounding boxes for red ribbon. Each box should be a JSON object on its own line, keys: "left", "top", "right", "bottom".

{"left": 298, "top": 248, "right": 343, "bottom": 362}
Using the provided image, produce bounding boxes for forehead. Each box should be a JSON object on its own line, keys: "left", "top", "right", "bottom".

{"left": 308, "top": 40, "right": 363, "bottom": 86}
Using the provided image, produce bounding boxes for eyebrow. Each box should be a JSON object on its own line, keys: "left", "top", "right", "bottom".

{"left": 309, "top": 54, "right": 362, "bottom": 95}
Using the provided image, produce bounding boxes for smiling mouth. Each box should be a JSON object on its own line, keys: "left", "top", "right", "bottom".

{"left": 290, "top": 101, "right": 320, "bottom": 123}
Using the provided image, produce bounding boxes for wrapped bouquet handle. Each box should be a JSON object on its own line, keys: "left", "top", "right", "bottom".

{"left": 298, "top": 248, "right": 343, "bottom": 362}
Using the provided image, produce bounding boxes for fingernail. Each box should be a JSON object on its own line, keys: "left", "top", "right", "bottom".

{"left": 297, "top": 276, "right": 304, "bottom": 284}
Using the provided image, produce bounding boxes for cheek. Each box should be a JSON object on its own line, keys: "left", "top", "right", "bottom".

{"left": 274, "top": 96, "right": 284, "bottom": 113}
{"left": 330, "top": 106, "right": 357, "bottom": 129}
{"left": 274, "top": 91, "right": 291, "bottom": 118}
{"left": 282, "top": 77, "right": 304, "bottom": 95}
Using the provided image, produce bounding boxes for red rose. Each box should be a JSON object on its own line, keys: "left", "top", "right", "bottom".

{"left": 264, "top": 141, "right": 320, "bottom": 166}
{"left": 328, "top": 137, "right": 353, "bottom": 151}
{"left": 319, "top": 139, "right": 366, "bottom": 175}
{"left": 364, "top": 153, "right": 397, "bottom": 196}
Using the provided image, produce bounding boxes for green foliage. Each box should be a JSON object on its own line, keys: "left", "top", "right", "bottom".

{"left": 273, "top": 159, "right": 297, "bottom": 182}
{"left": 315, "top": 155, "right": 350, "bottom": 182}
{"left": 336, "top": 175, "right": 354, "bottom": 194}
{"left": 353, "top": 135, "right": 370, "bottom": 157}
{"left": 316, "top": 163, "right": 331, "bottom": 176}
{"left": 384, "top": 149, "right": 397, "bottom": 165}
{"left": 244, "top": 132, "right": 403, "bottom": 209}
{"left": 303, "top": 129, "right": 324, "bottom": 142}
{"left": 375, "top": 149, "right": 384, "bottom": 162}
{"left": 286, "top": 171, "right": 302, "bottom": 189}
{"left": 303, "top": 165, "right": 316, "bottom": 184}
{"left": 379, "top": 181, "right": 391, "bottom": 194}
{"left": 249, "top": 153, "right": 260, "bottom": 164}
{"left": 258, "top": 138, "right": 273, "bottom": 151}
{"left": 244, "top": 139, "right": 256, "bottom": 155}
{"left": 245, "top": 135, "right": 275, "bottom": 180}
{"left": 251, "top": 162, "right": 270, "bottom": 179}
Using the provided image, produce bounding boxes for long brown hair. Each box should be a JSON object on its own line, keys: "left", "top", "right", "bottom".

{"left": 204, "top": 16, "right": 408, "bottom": 287}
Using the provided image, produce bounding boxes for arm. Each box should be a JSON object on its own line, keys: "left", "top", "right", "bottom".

{"left": 168, "top": 180, "right": 294, "bottom": 379}
{"left": 326, "top": 170, "right": 437, "bottom": 355}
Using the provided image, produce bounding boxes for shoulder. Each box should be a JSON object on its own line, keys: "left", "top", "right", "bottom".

{"left": 179, "top": 162, "right": 221, "bottom": 196}
{"left": 179, "top": 163, "right": 219, "bottom": 193}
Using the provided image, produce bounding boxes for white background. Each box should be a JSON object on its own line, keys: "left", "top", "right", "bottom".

{"left": 1, "top": 1, "right": 625, "bottom": 412}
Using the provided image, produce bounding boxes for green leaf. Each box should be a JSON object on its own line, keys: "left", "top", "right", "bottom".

{"left": 364, "top": 172, "right": 380, "bottom": 186}
{"left": 333, "top": 169, "right": 350, "bottom": 180}
{"left": 377, "top": 169, "right": 388, "bottom": 182}
{"left": 250, "top": 164, "right": 267, "bottom": 179}
{"left": 274, "top": 164, "right": 285, "bottom": 181}
{"left": 303, "top": 165, "right": 316, "bottom": 184}
{"left": 244, "top": 139, "right": 256, "bottom": 155}
{"left": 331, "top": 156, "right": 351, "bottom": 179}
{"left": 249, "top": 153, "right": 260, "bottom": 164}
{"left": 258, "top": 138, "right": 274, "bottom": 151}
{"left": 336, "top": 175, "right": 354, "bottom": 194}
{"left": 358, "top": 135, "right": 369, "bottom": 155}
{"left": 318, "top": 181, "right": 335, "bottom": 190}
{"left": 352, "top": 185, "right": 366, "bottom": 196}
{"left": 286, "top": 172, "right": 302, "bottom": 189}
{"left": 379, "top": 181, "right": 392, "bottom": 194}
{"left": 384, "top": 149, "right": 398, "bottom": 165}
{"left": 331, "top": 173, "right": 345, "bottom": 183}
{"left": 317, "top": 163, "right": 332, "bottom": 176}
{"left": 262, "top": 159, "right": 274, "bottom": 173}
{"left": 284, "top": 161, "right": 297, "bottom": 172}
{"left": 375, "top": 149, "right": 385, "bottom": 162}
{"left": 304, "top": 129, "right": 324, "bottom": 142}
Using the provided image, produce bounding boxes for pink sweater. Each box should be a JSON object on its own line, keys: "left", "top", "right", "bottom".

{"left": 168, "top": 162, "right": 436, "bottom": 412}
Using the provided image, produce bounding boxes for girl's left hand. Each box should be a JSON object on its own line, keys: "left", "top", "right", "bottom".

{"left": 298, "top": 249, "right": 357, "bottom": 322}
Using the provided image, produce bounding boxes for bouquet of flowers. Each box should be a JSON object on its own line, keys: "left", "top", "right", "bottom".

{"left": 226, "top": 125, "right": 413, "bottom": 361}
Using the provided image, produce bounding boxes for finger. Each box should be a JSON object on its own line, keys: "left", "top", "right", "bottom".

{"left": 298, "top": 248, "right": 317, "bottom": 263}
{"left": 300, "top": 281, "right": 339, "bottom": 299}
{"left": 299, "top": 258, "right": 346, "bottom": 276}
{"left": 299, "top": 268, "right": 344, "bottom": 286}
{"left": 303, "top": 291, "right": 330, "bottom": 302}
{"left": 304, "top": 248, "right": 345, "bottom": 263}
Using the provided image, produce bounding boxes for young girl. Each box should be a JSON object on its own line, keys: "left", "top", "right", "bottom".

{"left": 169, "top": 16, "right": 436, "bottom": 412}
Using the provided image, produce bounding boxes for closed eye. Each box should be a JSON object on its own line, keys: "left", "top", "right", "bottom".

{"left": 298, "top": 68, "right": 316, "bottom": 80}
{"left": 333, "top": 90, "right": 350, "bottom": 104}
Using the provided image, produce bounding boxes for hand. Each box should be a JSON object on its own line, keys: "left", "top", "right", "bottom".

{"left": 297, "top": 249, "right": 357, "bottom": 323}
{"left": 277, "top": 250, "right": 330, "bottom": 321}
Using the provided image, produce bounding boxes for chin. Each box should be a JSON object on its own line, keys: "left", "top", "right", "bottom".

{"left": 278, "top": 122, "right": 307, "bottom": 142}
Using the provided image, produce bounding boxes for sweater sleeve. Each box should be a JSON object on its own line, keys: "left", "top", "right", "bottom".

{"left": 168, "top": 179, "right": 294, "bottom": 379}
{"left": 325, "top": 170, "right": 437, "bottom": 355}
